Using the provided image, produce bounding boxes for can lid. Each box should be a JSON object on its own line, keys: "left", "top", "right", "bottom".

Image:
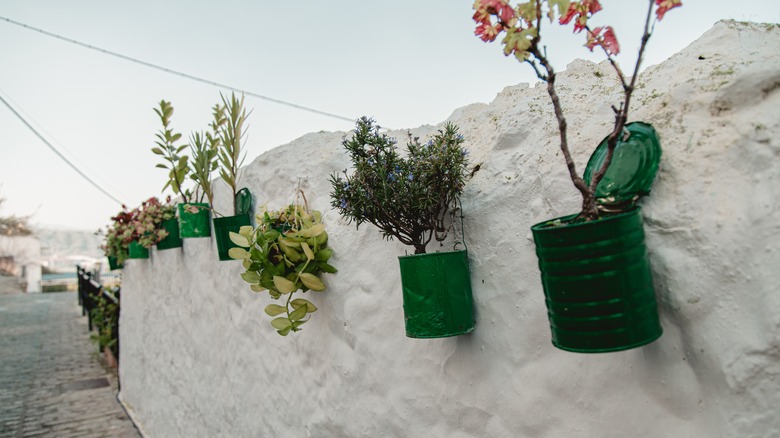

{"left": 235, "top": 188, "right": 252, "bottom": 216}
{"left": 583, "top": 122, "right": 661, "bottom": 212}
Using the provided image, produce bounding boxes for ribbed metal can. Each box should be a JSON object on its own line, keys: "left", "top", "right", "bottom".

{"left": 531, "top": 207, "right": 662, "bottom": 353}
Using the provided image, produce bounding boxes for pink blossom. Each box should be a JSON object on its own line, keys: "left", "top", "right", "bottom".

{"left": 655, "top": 0, "right": 681, "bottom": 20}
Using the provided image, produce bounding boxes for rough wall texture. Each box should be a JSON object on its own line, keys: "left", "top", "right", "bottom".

{"left": 119, "top": 21, "right": 780, "bottom": 437}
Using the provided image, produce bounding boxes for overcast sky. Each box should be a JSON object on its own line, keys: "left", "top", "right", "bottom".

{"left": 0, "top": 1, "right": 776, "bottom": 231}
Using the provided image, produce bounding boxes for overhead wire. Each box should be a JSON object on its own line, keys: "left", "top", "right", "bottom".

{"left": 0, "top": 91, "right": 126, "bottom": 206}
{"left": 0, "top": 15, "right": 358, "bottom": 125}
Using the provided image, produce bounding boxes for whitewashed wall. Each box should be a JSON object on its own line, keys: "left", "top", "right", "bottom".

{"left": 119, "top": 21, "right": 780, "bottom": 437}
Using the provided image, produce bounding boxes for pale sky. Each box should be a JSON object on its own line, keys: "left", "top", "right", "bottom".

{"left": 1, "top": 1, "right": 776, "bottom": 231}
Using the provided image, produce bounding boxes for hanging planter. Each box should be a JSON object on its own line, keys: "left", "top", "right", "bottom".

{"left": 213, "top": 188, "right": 252, "bottom": 261}
{"left": 178, "top": 202, "right": 211, "bottom": 238}
{"left": 128, "top": 241, "right": 149, "bottom": 259}
{"left": 531, "top": 122, "right": 663, "bottom": 353}
{"left": 107, "top": 255, "right": 123, "bottom": 270}
{"left": 230, "top": 195, "right": 338, "bottom": 336}
{"left": 330, "top": 118, "right": 475, "bottom": 339}
{"left": 156, "top": 217, "right": 183, "bottom": 250}
{"left": 398, "top": 249, "right": 475, "bottom": 338}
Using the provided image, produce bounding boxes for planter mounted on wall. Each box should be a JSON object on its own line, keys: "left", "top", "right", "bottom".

{"left": 398, "top": 249, "right": 475, "bottom": 338}
{"left": 178, "top": 203, "right": 211, "bottom": 238}
{"left": 530, "top": 122, "right": 663, "bottom": 353}
{"left": 156, "top": 217, "right": 183, "bottom": 250}
{"left": 107, "top": 256, "right": 123, "bottom": 270}
{"left": 128, "top": 241, "right": 149, "bottom": 259}
{"left": 213, "top": 188, "right": 253, "bottom": 261}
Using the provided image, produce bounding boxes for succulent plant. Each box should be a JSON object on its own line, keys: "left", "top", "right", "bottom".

{"left": 229, "top": 202, "right": 337, "bottom": 336}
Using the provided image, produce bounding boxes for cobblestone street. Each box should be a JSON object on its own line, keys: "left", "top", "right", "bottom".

{"left": 0, "top": 285, "right": 140, "bottom": 437}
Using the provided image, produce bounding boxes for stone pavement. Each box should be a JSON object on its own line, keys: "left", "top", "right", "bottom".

{"left": 0, "top": 289, "right": 141, "bottom": 437}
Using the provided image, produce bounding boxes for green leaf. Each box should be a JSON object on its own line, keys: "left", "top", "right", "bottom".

{"left": 228, "top": 247, "right": 248, "bottom": 260}
{"left": 317, "top": 262, "right": 338, "bottom": 274}
{"left": 298, "top": 223, "right": 325, "bottom": 238}
{"left": 250, "top": 284, "right": 266, "bottom": 293}
{"left": 299, "top": 273, "right": 326, "bottom": 291}
{"left": 314, "top": 248, "right": 333, "bottom": 262}
{"left": 291, "top": 298, "right": 317, "bottom": 313}
{"left": 264, "top": 304, "right": 287, "bottom": 316}
{"left": 238, "top": 225, "right": 254, "bottom": 237}
{"left": 291, "top": 320, "right": 307, "bottom": 329}
{"left": 229, "top": 231, "right": 250, "bottom": 248}
{"left": 273, "top": 275, "right": 297, "bottom": 294}
{"left": 271, "top": 317, "right": 292, "bottom": 330}
{"left": 280, "top": 245, "right": 301, "bottom": 262}
{"left": 156, "top": 163, "right": 169, "bottom": 169}
{"left": 301, "top": 242, "right": 314, "bottom": 261}
{"left": 277, "top": 326, "right": 292, "bottom": 336}
{"left": 263, "top": 230, "right": 282, "bottom": 240}
{"left": 289, "top": 305, "right": 307, "bottom": 322}
{"left": 151, "top": 147, "right": 165, "bottom": 155}
{"left": 240, "top": 271, "right": 261, "bottom": 283}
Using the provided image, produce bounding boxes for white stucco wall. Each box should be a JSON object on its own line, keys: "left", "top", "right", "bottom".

{"left": 119, "top": 21, "right": 780, "bottom": 438}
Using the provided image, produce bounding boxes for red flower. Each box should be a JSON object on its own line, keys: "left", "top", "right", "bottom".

{"left": 585, "top": 26, "right": 620, "bottom": 55}
{"left": 560, "top": 0, "right": 602, "bottom": 33}
{"left": 475, "top": 21, "right": 504, "bottom": 42}
{"left": 655, "top": 0, "right": 682, "bottom": 20}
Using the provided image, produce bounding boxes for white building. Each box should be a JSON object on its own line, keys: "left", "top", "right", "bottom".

{"left": 0, "top": 235, "right": 42, "bottom": 293}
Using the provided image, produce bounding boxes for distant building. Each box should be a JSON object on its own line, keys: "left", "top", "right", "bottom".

{"left": 0, "top": 235, "right": 42, "bottom": 293}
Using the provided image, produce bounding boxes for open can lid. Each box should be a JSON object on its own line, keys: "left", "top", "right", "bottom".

{"left": 235, "top": 188, "right": 252, "bottom": 216}
{"left": 583, "top": 121, "right": 661, "bottom": 211}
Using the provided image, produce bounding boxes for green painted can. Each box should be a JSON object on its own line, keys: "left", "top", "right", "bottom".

{"left": 128, "top": 241, "right": 149, "bottom": 259}
{"left": 398, "top": 250, "right": 475, "bottom": 339}
{"left": 213, "top": 214, "right": 252, "bottom": 261}
{"left": 178, "top": 203, "right": 211, "bottom": 238}
{"left": 156, "top": 218, "right": 183, "bottom": 250}
{"left": 107, "top": 256, "right": 123, "bottom": 270}
{"left": 530, "top": 208, "right": 662, "bottom": 353}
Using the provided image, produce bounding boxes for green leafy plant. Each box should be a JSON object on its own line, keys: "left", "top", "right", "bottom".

{"left": 330, "top": 117, "right": 470, "bottom": 254}
{"left": 89, "top": 289, "right": 120, "bottom": 358}
{"left": 187, "top": 104, "right": 225, "bottom": 208}
{"left": 215, "top": 92, "right": 249, "bottom": 216}
{"left": 229, "top": 197, "right": 337, "bottom": 336}
{"left": 100, "top": 206, "right": 135, "bottom": 265}
{"left": 99, "top": 197, "right": 175, "bottom": 261}
{"left": 151, "top": 100, "right": 192, "bottom": 203}
{"left": 133, "top": 197, "right": 176, "bottom": 248}
{"left": 472, "top": 0, "right": 681, "bottom": 221}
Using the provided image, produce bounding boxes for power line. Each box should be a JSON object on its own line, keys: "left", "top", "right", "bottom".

{"left": 0, "top": 15, "right": 357, "bottom": 125}
{"left": 0, "top": 91, "right": 126, "bottom": 206}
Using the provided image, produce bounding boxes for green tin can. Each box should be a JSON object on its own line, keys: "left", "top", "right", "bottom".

{"left": 107, "top": 256, "right": 123, "bottom": 270}
{"left": 531, "top": 207, "right": 662, "bottom": 353}
{"left": 128, "top": 241, "right": 149, "bottom": 259}
{"left": 213, "top": 214, "right": 252, "bottom": 261}
{"left": 178, "top": 203, "right": 211, "bottom": 238}
{"left": 156, "top": 218, "right": 183, "bottom": 250}
{"left": 398, "top": 250, "right": 475, "bottom": 339}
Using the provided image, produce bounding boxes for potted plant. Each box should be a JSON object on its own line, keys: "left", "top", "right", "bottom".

{"left": 229, "top": 194, "right": 337, "bottom": 336}
{"left": 134, "top": 197, "right": 178, "bottom": 252}
{"left": 100, "top": 206, "right": 135, "bottom": 268}
{"left": 151, "top": 100, "right": 210, "bottom": 238}
{"left": 211, "top": 93, "right": 253, "bottom": 261}
{"left": 330, "top": 117, "right": 474, "bottom": 338}
{"left": 472, "top": 0, "right": 681, "bottom": 352}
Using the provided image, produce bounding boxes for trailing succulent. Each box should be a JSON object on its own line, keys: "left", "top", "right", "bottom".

{"left": 229, "top": 204, "right": 337, "bottom": 336}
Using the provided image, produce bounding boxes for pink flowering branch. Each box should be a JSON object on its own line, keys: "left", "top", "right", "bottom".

{"left": 473, "top": 0, "right": 681, "bottom": 220}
